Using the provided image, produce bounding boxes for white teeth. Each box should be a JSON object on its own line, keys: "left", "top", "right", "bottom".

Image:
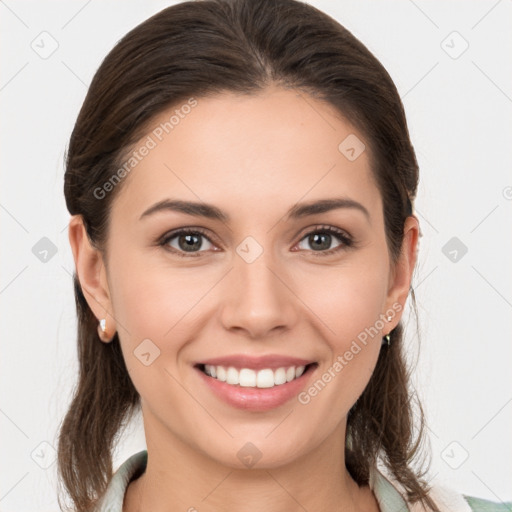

{"left": 256, "top": 369, "right": 275, "bottom": 388}
{"left": 239, "top": 369, "right": 256, "bottom": 387}
{"left": 216, "top": 365, "right": 226, "bottom": 382}
{"left": 274, "top": 367, "right": 287, "bottom": 385}
{"left": 202, "top": 364, "right": 311, "bottom": 388}
{"left": 226, "top": 367, "right": 239, "bottom": 385}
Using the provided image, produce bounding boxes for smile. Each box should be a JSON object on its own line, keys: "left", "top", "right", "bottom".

{"left": 194, "top": 362, "right": 318, "bottom": 411}
{"left": 199, "top": 363, "right": 316, "bottom": 388}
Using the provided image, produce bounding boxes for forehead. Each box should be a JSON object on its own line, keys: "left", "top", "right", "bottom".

{"left": 111, "top": 87, "right": 381, "bottom": 225}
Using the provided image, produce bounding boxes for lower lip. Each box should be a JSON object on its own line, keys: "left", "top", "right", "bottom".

{"left": 195, "top": 365, "right": 317, "bottom": 412}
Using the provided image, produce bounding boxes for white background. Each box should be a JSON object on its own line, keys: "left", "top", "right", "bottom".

{"left": 1, "top": 1, "right": 511, "bottom": 510}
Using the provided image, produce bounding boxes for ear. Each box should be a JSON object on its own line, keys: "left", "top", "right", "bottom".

{"left": 384, "top": 215, "right": 420, "bottom": 331}
{"left": 68, "top": 215, "right": 116, "bottom": 341}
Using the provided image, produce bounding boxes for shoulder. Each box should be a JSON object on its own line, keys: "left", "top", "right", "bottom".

{"left": 429, "top": 484, "right": 512, "bottom": 512}
{"left": 95, "top": 450, "right": 148, "bottom": 512}
{"left": 463, "top": 495, "right": 512, "bottom": 512}
{"left": 410, "top": 481, "right": 512, "bottom": 512}
{"left": 427, "top": 482, "right": 511, "bottom": 512}
{"left": 370, "top": 466, "right": 511, "bottom": 512}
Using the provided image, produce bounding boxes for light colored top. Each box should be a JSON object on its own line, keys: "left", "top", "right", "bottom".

{"left": 95, "top": 450, "right": 510, "bottom": 512}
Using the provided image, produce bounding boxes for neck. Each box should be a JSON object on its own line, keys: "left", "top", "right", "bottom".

{"left": 123, "top": 414, "right": 380, "bottom": 512}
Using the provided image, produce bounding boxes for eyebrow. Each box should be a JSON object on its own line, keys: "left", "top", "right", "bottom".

{"left": 139, "top": 197, "right": 370, "bottom": 223}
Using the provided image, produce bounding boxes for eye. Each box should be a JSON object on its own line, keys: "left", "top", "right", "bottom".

{"left": 158, "top": 228, "right": 217, "bottom": 257}
{"left": 295, "top": 225, "right": 354, "bottom": 256}
{"left": 158, "top": 225, "right": 354, "bottom": 258}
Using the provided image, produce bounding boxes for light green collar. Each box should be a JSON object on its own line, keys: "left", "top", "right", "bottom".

{"left": 369, "top": 463, "right": 410, "bottom": 511}
{"left": 98, "top": 450, "right": 411, "bottom": 511}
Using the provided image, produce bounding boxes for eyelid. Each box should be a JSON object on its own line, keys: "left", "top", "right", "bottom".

{"left": 296, "top": 224, "right": 352, "bottom": 243}
{"left": 158, "top": 226, "right": 215, "bottom": 244}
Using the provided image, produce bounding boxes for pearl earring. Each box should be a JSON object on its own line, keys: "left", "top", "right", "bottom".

{"left": 97, "top": 317, "right": 114, "bottom": 343}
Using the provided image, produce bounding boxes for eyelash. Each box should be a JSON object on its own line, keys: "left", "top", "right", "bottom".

{"left": 157, "top": 225, "right": 354, "bottom": 258}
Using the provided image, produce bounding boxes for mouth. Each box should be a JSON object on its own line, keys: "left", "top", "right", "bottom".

{"left": 194, "top": 362, "right": 318, "bottom": 389}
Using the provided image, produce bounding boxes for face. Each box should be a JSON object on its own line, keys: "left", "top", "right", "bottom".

{"left": 73, "top": 85, "right": 417, "bottom": 470}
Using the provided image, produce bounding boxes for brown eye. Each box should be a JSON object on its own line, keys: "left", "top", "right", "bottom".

{"left": 296, "top": 226, "right": 353, "bottom": 256}
{"left": 159, "top": 229, "right": 216, "bottom": 257}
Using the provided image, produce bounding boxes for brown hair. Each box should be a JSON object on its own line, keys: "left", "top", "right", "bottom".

{"left": 58, "top": 0, "right": 437, "bottom": 510}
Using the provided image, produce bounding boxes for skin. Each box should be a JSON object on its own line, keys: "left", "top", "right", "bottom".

{"left": 69, "top": 85, "right": 419, "bottom": 512}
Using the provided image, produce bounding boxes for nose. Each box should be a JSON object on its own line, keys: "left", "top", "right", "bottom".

{"left": 220, "top": 242, "right": 298, "bottom": 340}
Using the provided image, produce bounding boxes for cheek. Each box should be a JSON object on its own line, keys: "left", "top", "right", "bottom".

{"left": 300, "top": 260, "right": 389, "bottom": 345}
{"left": 107, "top": 248, "right": 226, "bottom": 403}
{"left": 107, "top": 253, "right": 204, "bottom": 412}
{"left": 294, "top": 260, "right": 388, "bottom": 406}
{"left": 109, "top": 249, "right": 211, "bottom": 341}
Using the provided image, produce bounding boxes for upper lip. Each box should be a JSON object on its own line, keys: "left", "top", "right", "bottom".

{"left": 195, "top": 355, "right": 316, "bottom": 371}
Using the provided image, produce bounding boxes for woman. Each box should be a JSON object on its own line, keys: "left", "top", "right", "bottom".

{"left": 57, "top": 0, "right": 509, "bottom": 510}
